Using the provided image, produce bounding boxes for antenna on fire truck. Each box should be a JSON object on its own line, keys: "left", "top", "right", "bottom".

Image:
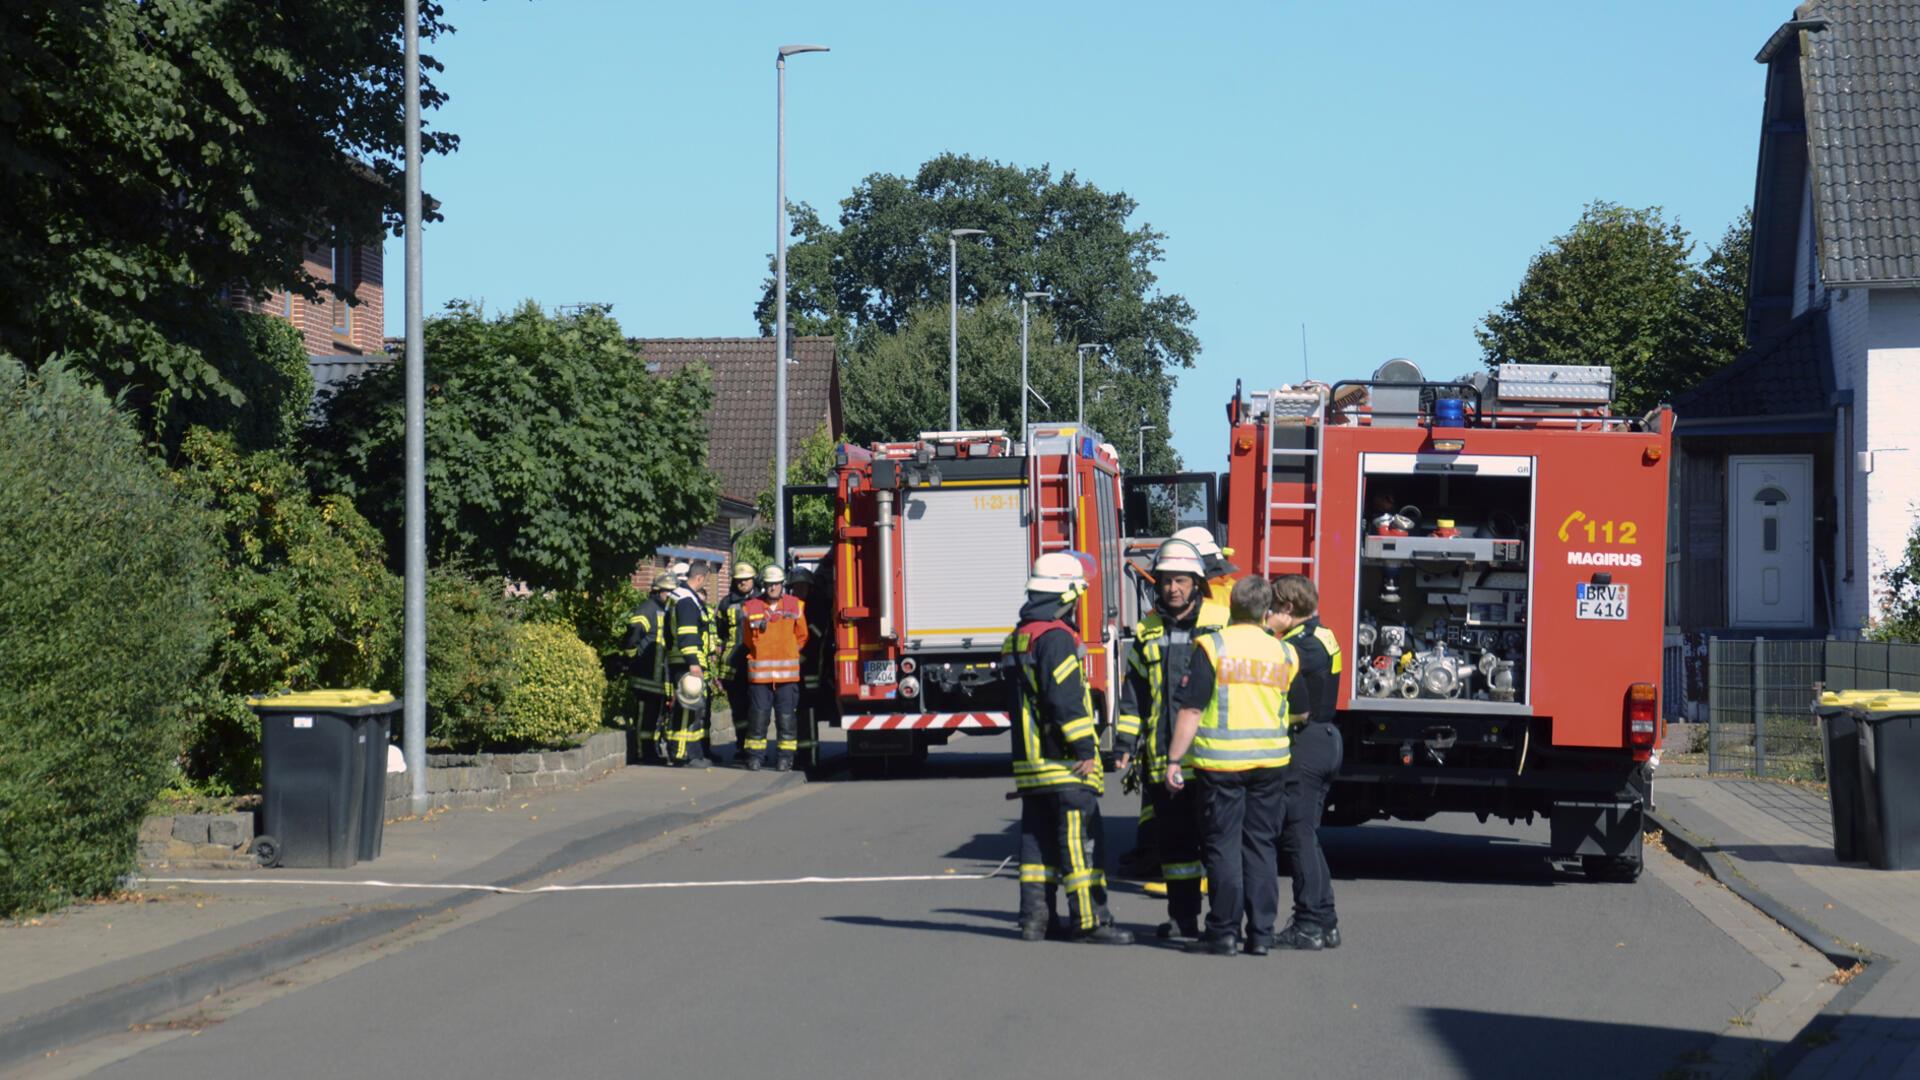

{"left": 1301, "top": 323, "right": 1310, "bottom": 381}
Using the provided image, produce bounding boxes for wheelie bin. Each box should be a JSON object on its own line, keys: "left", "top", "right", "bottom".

{"left": 248, "top": 690, "right": 400, "bottom": 868}
{"left": 1853, "top": 693, "right": 1920, "bottom": 871}
{"left": 1814, "top": 691, "right": 1875, "bottom": 863}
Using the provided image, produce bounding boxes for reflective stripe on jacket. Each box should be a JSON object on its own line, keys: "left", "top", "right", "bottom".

{"left": 1004, "top": 617, "right": 1102, "bottom": 794}
{"left": 625, "top": 598, "right": 670, "bottom": 693}
{"left": 743, "top": 594, "right": 808, "bottom": 685}
{"left": 1116, "top": 603, "right": 1227, "bottom": 782}
{"left": 1188, "top": 624, "right": 1294, "bottom": 772}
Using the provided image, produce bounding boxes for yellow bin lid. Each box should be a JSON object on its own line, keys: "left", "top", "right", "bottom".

{"left": 1857, "top": 692, "right": 1920, "bottom": 715}
{"left": 246, "top": 689, "right": 397, "bottom": 713}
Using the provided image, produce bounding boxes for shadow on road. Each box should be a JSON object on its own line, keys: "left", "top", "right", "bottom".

{"left": 823, "top": 913, "right": 1019, "bottom": 941}
{"left": 1417, "top": 1007, "right": 1770, "bottom": 1080}
{"left": 1323, "top": 826, "right": 1560, "bottom": 888}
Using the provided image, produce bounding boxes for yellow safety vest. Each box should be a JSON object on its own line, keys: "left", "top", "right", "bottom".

{"left": 1282, "top": 622, "right": 1344, "bottom": 677}
{"left": 1188, "top": 624, "right": 1294, "bottom": 772}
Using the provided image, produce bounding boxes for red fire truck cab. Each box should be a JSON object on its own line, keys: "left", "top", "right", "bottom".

{"left": 820, "top": 428, "right": 1129, "bottom": 772}
{"left": 1221, "top": 361, "right": 1670, "bottom": 881}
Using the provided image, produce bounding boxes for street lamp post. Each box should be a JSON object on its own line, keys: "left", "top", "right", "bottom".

{"left": 774, "top": 43, "right": 828, "bottom": 567}
{"left": 1138, "top": 409, "right": 1154, "bottom": 472}
{"left": 401, "top": 0, "right": 427, "bottom": 815}
{"left": 1020, "top": 290, "right": 1047, "bottom": 444}
{"left": 1076, "top": 343, "right": 1102, "bottom": 428}
{"left": 948, "top": 228, "right": 986, "bottom": 431}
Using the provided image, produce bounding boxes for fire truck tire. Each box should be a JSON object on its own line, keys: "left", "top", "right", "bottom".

{"left": 1580, "top": 854, "right": 1642, "bottom": 883}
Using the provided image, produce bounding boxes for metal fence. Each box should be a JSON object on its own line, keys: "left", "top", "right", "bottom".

{"left": 1704, "top": 637, "right": 1920, "bottom": 780}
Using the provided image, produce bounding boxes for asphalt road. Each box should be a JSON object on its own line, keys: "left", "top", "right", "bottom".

{"left": 75, "top": 748, "right": 1795, "bottom": 1080}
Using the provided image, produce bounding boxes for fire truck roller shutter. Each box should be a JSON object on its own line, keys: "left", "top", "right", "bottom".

{"left": 902, "top": 486, "right": 1029, "bottom": 651}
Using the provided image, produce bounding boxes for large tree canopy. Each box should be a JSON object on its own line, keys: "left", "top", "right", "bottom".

{"left": 0, "top": 2, "right": 456, "bottom": 413}
{"left": 304, "top": 302, "right": 720, "bottom": 594}
{"left": 1476, "top": 202, "right": 1750, "bottom": 414}
{"left": 756, "top": 154, "right": 1195, "bottom": 462}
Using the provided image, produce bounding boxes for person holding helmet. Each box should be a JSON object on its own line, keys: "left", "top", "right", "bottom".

{"left": 1002, "top": 552, "right": 1132, "bottom": 945}
{"left": 739, "top": 565, "right": 808, "bottom": 771}
{"left": 1170, "top": 526, "right": 1237, "bottom": 619}
{"left": 1114, "top": 538, "right": 1226, "bottom": 941}
{"left": 1165, "top": 575, "right": 1298, "bottom": 957}
{"left": 663, "top": 562, "right": 715, "bottom": 767}
{"left": 716, "top": 562, "right": 759, "bottom": 762}
{"left": 625, "top": 570, "right": 677, "bottom": 764}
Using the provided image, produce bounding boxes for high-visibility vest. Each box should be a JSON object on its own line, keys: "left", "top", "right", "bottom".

{"left": 743, "top": 594, "right": 808, "bottom": 684}
{"left": 1282, "top": 622, "right": 1344, "bottom": 677}
{"left": 1187, "top": 624, "right": 1295, "bottom": 772}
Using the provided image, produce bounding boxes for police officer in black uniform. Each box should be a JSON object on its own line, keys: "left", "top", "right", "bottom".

{"left": 1270, "top": 573, "right": 1344, "bottom": 950}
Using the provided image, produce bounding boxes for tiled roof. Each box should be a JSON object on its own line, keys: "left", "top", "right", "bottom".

{"left": 636, "top": 337, "right": 841, "bottom": 504}
{"left": 1672, "top": 307, "right": 1833, "bottom": 420}
{"left": 1795, "top": 1, "right": 1920, "bottom": 285}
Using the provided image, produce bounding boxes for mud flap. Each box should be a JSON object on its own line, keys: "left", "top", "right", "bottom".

{"left": 1550, "top": 799, "right": 1644, "bottom": 860}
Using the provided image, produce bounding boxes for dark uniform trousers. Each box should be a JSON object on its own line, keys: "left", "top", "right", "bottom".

{"left": 726, "top": 678, "right": 755, "bottom": 753}
{"left": 631, "top": 684, "right": 666, "bottom": 764}
{"left": 1198, "top": 766, "right": 1286, "bottom": 943}
{"left": 1019, "top": 785, "right": 1113, "bottom": 934}
{"left": 1146, "top": 781, "right": 1204, "bottom": 925}
{"left": 748, "top": 681, "right": 800, "bottom": 758}
{"left": 1282, "top": 722, "right": 1343, "bottom": 929}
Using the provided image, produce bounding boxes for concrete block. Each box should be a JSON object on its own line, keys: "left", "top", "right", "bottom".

{"left": 532, "top": 771, "right": 558, "bottom": 788}
{"left": 139, "top": 840, "right": 169, "bottom": 861}
{"left": 558, "top": 748, "right": 588, "bottom": 772}
{"left": 194, "top": 843, "right": 236, "bottom": 860}
{"left": 426, "top": 769, "right": 451, "bottom": 795}
{"left": 171, "top": 814, "right": 211, "bottom": 845}
{"left": 207, "top": 815, "right": 253, "bottom": 848}
{"left": 508, "top": 772, "right": 537, "bottom": 791}
{"left": 139, "top": 816, "right": 173, "bottom": 844}
{"left": 502, "top": 753, "right": 542, "bottom": 774}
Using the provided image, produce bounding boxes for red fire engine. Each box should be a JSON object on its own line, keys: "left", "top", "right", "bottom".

{"left": 816, "top": 428, "right": 1128, "bottom": 772}
{"left": 1220, "top": 361, "right": 1669, "bottom": 880}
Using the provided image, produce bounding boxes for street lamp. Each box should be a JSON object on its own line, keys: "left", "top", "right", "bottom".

{"left": 1020, "top": 290, "right": 1048, "bottom": 445}
{"left": 401, "top": 0, "right": 427, "bottom": 814}
{"left": 1076, "top": 343, "right": 1103, "bottom": 428}
{"left": 1137, "top": 408, "right": 1154, "bottom": 472}
{"left": 775, "top": 43, "right": 828, "bottom": 566}
{"left": 948, "top": 228, "right": 987, "bottom": 431}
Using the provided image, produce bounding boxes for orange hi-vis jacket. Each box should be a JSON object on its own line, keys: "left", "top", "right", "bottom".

{"left": 742, "top": 594, "right": 809, "bottom": 685}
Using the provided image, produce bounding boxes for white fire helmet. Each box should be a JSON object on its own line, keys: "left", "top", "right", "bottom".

{"left": 761, "top": 565, "right": 787, "bottom": 585}
{"left": 1026, "top": 551, "right": 1090, "bottom": 594}
{"left": 732, "top": 562, "right": 757, "bottom": 581}
{"left": 675, "top": 672, "right": 705, "bottom": 708}
{"left": 1170, "top": 526, "right": 1222, "bottom": 559}
{"left": 1152, "top": 539, "right": 1207, "bottom": 578}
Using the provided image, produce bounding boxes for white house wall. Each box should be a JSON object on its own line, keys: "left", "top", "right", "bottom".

{"left": 1864, "top": 288, "right": 1920, "bottom": 627}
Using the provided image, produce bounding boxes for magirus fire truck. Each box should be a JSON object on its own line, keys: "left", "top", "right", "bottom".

{"left": 1219, "top": 360, "right": 1669, "bottom": 880}
{"left": 810, "top": 427, "right": 1129, "bottom": 773}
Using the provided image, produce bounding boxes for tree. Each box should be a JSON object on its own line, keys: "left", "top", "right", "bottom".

{"left": 1476, "top": 202, "right": 1750, "bottom": 414}
{"left": 304, "top": 301, "right": 721, "bottom": 594}
{"left": 0, "top": 1, "right": 457, "bottom": 418}
{"left": 1868, "top": 517, "right": 1920, "bottom": 642}
{"left": 733, "top": 423, "right": 839, "bottom": 574}
{"left": 754, "top": 154, "right": 1195, "bottom": 463}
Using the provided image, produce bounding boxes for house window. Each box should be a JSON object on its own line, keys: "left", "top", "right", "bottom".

{"left": 330, "top": 245, "right": 353, "bottom": 337}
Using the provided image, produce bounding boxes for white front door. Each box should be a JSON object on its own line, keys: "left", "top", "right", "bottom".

{"left": 1728, "top": 455, "right": 1814, "bottom": 627}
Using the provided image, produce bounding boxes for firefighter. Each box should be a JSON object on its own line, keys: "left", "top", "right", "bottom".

{"left": 716, "top": 562, "right": 759, "bottom": 764}
{"left": 1270, "top": 573, "right": 1344, "bottom": 950}
{"left": 1004, "top": 552, "right": 1133, "bottom": 946}
{"left": 625, "top": 570, "right": 677, "bottom": 765}
{"left": 1114, "top": 539, "right": 1224, "bottom": 940}
{"left": 789, "top": 566, "right": 831, "bottom": 769}
{"left": 1170, "top": 525, "right": 1236, "bottom": 621}
{"left": 740, "top": 565, "right": 808, "bottom": 771}
{"left": 662, "top": 562, "right": 715, "bottom": 767}
{"left": 1165, "top": 574, "right": 1296, "bottom": 956}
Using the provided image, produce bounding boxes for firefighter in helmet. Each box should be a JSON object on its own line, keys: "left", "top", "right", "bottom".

{"left": 625, "top": 570, "right": 677, "bottom": 764}
{"left": 662, "top": 562, "right": 715, "bottom": 767}
{"left": 740, "top": 565, "right": 808, "bottom": 771}
{"left": 1171, "top": 525, "right": 1237, "bottom": 619}
{"left": 1114, "top": 538, "right": 1225, "bottom": 940}
{"left": 1004, "top": 551, "right": 1132, "bottom": 945}
{"left": 789, "top": 565, "right": 831, "bottom": 769}
{"left": 1270, "top": 573, "right": 1344, "bottom": 950}
{"left": 716, "top": 562, "right": 759, "bottom": 763}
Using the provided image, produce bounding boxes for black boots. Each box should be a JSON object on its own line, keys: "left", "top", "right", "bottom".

{"left": 1273, "top": 922, "right": 1327, "bottom": 951}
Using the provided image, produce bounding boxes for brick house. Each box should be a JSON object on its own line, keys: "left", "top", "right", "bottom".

{"left": 229, "top": 240, "right": 389, "bottom": 398}
{"left": 635, "top": 336, "right": 843, "bottom": 603}
{"left": 1666, "top": 1, "right": 1920, "bottom": 711}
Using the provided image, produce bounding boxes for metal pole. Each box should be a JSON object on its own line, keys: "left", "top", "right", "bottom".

{"left": 948, "top": 236, "right": 959, "bottom": 431}
{"left": 775, "top": 53, "right": 788, "bottom": 566}
{"left": 402, "top": 0, "right": 427, "bottom": 815}
{"left": 1752, "top": 636, "right": 1767, "bottom": 777}
{"left": 1020, "top": 295, "right": 1029, "bottom": 444}
{"left": 1076, "top": 344, "right": 1099, "bottom": 427}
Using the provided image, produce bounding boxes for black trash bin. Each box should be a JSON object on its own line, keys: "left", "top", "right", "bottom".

{"left": 356, "top": 703, "right": 400, "bottom": 861}
{"left": 1854, "top": 693, "right": 1920, "bottom": 871}
{"left": 248, "top": 691, "right": 400, "bottom": 869}
{"left": 1814, "top": 693, "right": 1872, "bottom": 863}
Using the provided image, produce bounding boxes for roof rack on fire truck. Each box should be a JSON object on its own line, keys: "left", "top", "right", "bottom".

{"left": 870, "top": 430, "right": 1014, "bottom": 460}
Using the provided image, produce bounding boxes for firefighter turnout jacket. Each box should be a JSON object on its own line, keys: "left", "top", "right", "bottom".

{"left": 1281, "top": 617, "right": 1342, "bottom": 728}
{"left": 1178, "top": 624, "right": 1296, "bottom": 772}
{"left": 742, "top": 594, "right": 809, "bottom": 685}
{"left": 1115, "top": 600, "right": 1228, "bottom": 782}
{"left": 668, "top": 586, "right": 713, "bottom": 673}
{"left": 715, "top": 588, "right": 755, "bottom": 681}
{"left": 625, "top": 596, "right": 670, "bottom": 694}
{"left": 1004, "top": 597, "right": 1103, "bottom": 795}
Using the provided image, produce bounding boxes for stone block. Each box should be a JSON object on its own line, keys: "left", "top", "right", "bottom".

{"left": 207, "top": 815, "right": 253, "bottom": 848}
{"left": 426, "top": 769, "right": 451, "bottom": 795}
{"left": 532, "top": 771, "right": 558, "bottom": 788}
{"left": 507, "top": 772, "right": 537, "bottom": 791}
{"left": 501, "top": 753, "right": 542, "bottom": 774}
{"left": 558, "top": 748, "right": 588, "bottom": 772}
{"left": 171, "top": 814, "right": 211, "bottom": 845}
{"left": 139, "top": 840, "right": 169, "bottom": 861}
{"left": 194, "top": 843, "right": 236, "bottom": 860}
{"left": 140, "top": 816, "right": 173, "bottom": 844}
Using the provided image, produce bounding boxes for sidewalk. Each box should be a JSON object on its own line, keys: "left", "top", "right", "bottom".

{"left": 1651, "top": 774, "right": 1920, "bottom": 1078}
{"left": 0, "top": 757, "right": 806, "bottom": 1072}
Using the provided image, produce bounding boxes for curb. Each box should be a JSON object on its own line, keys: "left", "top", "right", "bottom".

{"left": 0, "top": 769, "right": 807, "bottom": 1073}
{"left": 1644, "top": 809, "right": 1896, "bottom": 1078}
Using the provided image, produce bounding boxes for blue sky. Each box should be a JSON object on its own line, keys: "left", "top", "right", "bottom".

{"left": 387, "top": 0, "right": 1782, "bottom": 469}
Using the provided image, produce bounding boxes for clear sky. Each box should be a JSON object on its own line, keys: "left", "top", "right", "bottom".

{"left": 386, "top": 0, "right": 1784, "bottom": 470}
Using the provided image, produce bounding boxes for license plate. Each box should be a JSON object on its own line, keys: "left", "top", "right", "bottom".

{"left": 1576, "top": 583, "right": 1629, "bottom": 620}
{"left": 863, "top": 660, "right": 897, "bottom": 686}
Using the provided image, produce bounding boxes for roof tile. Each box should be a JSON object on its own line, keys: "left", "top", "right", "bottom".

{"left": 1800, "top": 1, "right": 1920, "bottom": 284}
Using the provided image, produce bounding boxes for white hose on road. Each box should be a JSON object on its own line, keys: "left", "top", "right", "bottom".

{"left": 141, "top": 856, "right": 1014, "bottom": 896}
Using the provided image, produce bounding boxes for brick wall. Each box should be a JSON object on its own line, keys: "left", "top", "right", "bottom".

{"left": 230, "top": 241, "right": 384, "bottom": 356}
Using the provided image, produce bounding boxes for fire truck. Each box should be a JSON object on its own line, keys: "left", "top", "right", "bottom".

{"left": 810, "top": 427, "right": 1129, "bottom": 773}
{"left": 1219, "top": 360, "right": 1669, "bottom": 881}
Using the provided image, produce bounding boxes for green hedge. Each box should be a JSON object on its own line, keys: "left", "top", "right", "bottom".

{"left": 0, "top": 359, "right": 217, "bottom": 917}
{"left": 408, "top": 566, "right": 518, "bottom": 747}
{"left": 497, "top": 621, "right": 605, "bottom": 747}
{"left": 517, "top": 580, "right": 645, "bottom": 725}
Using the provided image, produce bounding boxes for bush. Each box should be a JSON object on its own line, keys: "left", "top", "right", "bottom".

{"left": 0, "top": 359, "right": 217, "bottom": 917}
{"left": 402, "top": 566, "right": 519, "bottom": 748}
{"left": 495, "top": 622, "right": 605, "bottom": 748}
{"left": 1868, "top": 517, "right": 1920, "bottom": 642}
{"left": 173, "top": 429, "right": 402, "bottom": 791}
{"left": 517, "top": 581, "right": 646, "bottom": 725}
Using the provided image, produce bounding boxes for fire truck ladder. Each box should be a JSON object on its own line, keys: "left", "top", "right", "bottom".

{"left": 1028, "top": 446, "right": 1079, "bottom": 557}
{"left": 1260, "top": 386, "right": 1329, "bottom": 583}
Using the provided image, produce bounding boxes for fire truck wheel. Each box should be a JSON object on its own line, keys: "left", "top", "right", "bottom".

{"left": 1580, "top": 854, "right": 1642, "bottom": 883}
